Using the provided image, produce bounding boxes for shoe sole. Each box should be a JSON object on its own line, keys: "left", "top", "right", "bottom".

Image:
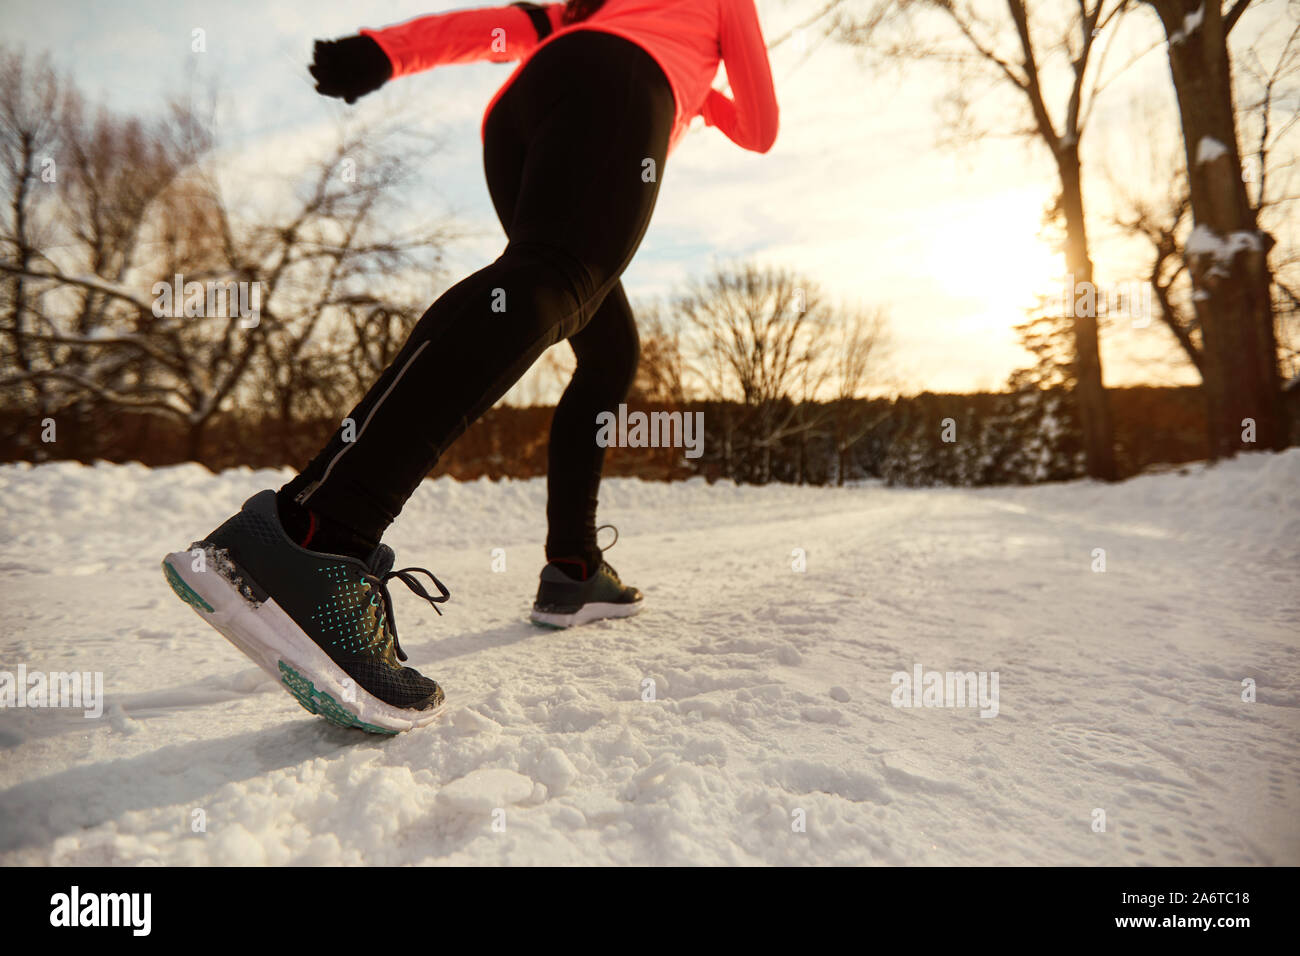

{"left": 530, "top": 600, "right": 643, "bottom": 629}
{"left": 162, "top": 551, "right": 444, "bottom": 734}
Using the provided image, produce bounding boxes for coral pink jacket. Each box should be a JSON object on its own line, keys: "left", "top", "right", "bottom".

{"left": 361, "top": 0, "right": 780, "bottom": 155}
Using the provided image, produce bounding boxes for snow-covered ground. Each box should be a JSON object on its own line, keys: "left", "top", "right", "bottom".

{"left": 1, "top": 452, "right": 1297, "bottom": 865}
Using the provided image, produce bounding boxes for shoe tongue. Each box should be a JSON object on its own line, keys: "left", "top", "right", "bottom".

{"left": 366, "top": 543, "right": 396, "bottom": 577}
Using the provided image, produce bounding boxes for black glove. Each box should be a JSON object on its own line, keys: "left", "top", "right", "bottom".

{"left": 309, "top": 35, "right": 393, "bottom": 104}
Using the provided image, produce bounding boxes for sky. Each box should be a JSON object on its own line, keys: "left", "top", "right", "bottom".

{"left": 3, "top": 0, "right": 1296, "bottom": 399}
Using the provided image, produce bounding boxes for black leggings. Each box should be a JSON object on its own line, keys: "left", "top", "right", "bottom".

{"left": 281, "top": 30, "right": 675, "bottom": 566}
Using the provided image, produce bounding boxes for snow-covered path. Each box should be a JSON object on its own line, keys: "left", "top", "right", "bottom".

{"left": 1, "top": 453, "right": 1297, "bottom": 865}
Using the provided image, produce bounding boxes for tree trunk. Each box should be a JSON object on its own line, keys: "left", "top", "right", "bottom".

{"left": 186, "top": 418, "right": 207, "bottom": 463}
{"left": 279, "top": 387, "right": 294, "bottom": 462}
{"left": 1058, "top": 143, "right": 1118, "bottom": 480}
{"left": 1149, "top": 0, "right": 1284, "bottom": 457}
{"left": 722, "top": 406, "right": 733, "bottom": 479}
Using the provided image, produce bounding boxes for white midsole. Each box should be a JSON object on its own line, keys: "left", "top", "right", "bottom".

{"left": 163, "top": 551, "right": 442, "bottom": 732}
{"left": 530, "top": 600, "right": 643, "bottom": 629}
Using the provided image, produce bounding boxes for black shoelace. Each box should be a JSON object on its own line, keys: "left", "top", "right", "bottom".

{"left": 360, "top": 566, "right": 450, "bottom": 662}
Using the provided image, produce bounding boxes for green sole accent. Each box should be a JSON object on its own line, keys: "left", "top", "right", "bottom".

{"left": 277, "top": 660, "right": 398, "bottom": 735}
{"left": 530, "top": 618, "right": 568, "bottom": 630}
{"left": 162, "top": 559, "right": 214, "bottom": 613}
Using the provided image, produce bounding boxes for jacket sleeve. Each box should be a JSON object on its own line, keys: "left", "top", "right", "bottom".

{"left": 701, "top": 0, "right": 779, "bottom": 153}
{"left": 360, "top": 3, "right": 566, "bottom": 79}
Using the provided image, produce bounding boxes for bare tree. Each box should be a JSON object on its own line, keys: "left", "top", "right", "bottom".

{"left": 0, "top": 48, "right": 65, "bottom": 453}
{"left": 820, "top": 0, "right": 1131, "bottom": 479}
{"left": 0, "top": 50, "right": 453, "bottom": 461}
{"left": 676, "top": 261, "right": 829, "bottom": 482}
{"left": 630, "top": 301, "right": 690, "bottom": 406}
{"left": 0, "top": 88, "right": 277, "bottom": 459}
{"left": 245, "top": 116, "right": 453, "bottom": 458}
{"left": 1142, "top": 0, "right": 1286, "bottom": 454}
{"left": 1113, "top": 9, "right": 1300, "bottom": 384}
{"left": 828, "top": 304, "right": 891, "bottom": 483}
{"left": 0, "top": 59, "right": 221, "bottom": 457}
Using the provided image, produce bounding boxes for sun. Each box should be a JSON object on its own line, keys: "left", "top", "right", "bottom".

{"left": 927, "top": 190, "right": 1064, "bottom": 330}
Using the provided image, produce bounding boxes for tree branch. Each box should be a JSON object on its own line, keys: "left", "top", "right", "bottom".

{"left": 1224, "top": 0, "right": 1252, "bottom": 35}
